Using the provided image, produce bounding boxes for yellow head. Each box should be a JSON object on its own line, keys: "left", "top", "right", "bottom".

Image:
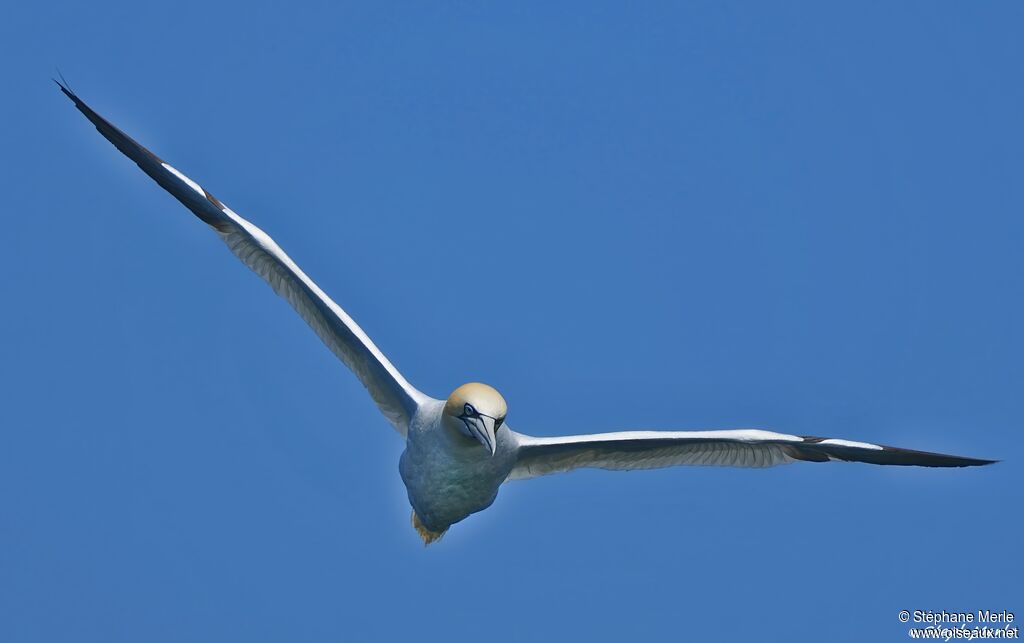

{"left": 442, "top": 382, "right": 508, "bottom": 455}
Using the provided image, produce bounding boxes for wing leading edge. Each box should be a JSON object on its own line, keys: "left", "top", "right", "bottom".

{"left": 59, "top": 82, "right": 429, "bottom": 434}
{"left": 510, "top": 429, "right": 995, "bottom": 480}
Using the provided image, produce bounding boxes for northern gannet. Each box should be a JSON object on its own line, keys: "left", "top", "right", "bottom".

{"left": 58, "top": 83, "right": 995, "bottom": 545}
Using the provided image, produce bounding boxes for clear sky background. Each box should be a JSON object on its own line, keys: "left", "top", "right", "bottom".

{"left": 1, "top": 2, "right": 1020, "bottom": 641}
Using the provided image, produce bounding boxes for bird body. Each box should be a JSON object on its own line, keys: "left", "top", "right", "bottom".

{"left": 400, "top": 399, "right": 516, "bottom": 538}
{"left": 58, "top": 82, "right": 995, "bottom": 546}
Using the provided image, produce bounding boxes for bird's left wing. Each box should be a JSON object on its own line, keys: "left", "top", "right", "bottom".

{"left": 509, "top": 429, "right": 994, "bottom": 480}
{"left": 58, "top": 82, "right": 430, "bottom": 434}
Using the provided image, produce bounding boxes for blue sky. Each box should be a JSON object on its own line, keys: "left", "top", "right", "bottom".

{"left": 1, "top": 2, "right": 1020, "bottom": 641}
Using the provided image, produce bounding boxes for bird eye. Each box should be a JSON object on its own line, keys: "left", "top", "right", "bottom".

{"left": 464, "top": 404, "right": 477, "bottom": 417}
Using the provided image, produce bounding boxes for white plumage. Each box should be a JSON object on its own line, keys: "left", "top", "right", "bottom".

{"left": 59, "top": 82, "right": 995, "bottom": 545}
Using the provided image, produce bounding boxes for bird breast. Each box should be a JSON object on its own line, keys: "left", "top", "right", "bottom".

{"left": 399, "top": 406, "right": 517, "bottom": 531}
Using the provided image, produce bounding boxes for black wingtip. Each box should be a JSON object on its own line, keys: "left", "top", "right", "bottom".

{"left": 946, "top": 459, "right": 998, "bottom": 468}
{"left": 53, "top": 68, "right": 67, "bottom": 87}
{"left": 931, "top": 453, "right": 999, "bottom": 467}
{"left": 53, "top": 72, "right": 77, "bottom": 103}
{"left": 796, "top": 435, "right": 998, "bottom": 468}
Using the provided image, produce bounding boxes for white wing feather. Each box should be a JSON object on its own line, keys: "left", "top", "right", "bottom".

{"left": 509, "top": 429, "right": 993, "bottom": 480}
{"left": 60, "top": 83, "right": 430, "bottom": 434}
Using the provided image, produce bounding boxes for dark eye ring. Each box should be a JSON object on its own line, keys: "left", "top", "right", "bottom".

{"left": 464, "top": 403, "right": 477, "bottom": 417}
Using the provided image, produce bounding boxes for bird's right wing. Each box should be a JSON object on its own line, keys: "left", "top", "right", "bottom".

{"left": 58, "top": 82, "right": 431, "bottom": 434}
{"left": 509, "top": 429, "right": 995, "bottom": 480}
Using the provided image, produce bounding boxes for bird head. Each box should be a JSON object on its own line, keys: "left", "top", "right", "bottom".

{"left": 443, "top": 382, "right": 508, "bottom": 455}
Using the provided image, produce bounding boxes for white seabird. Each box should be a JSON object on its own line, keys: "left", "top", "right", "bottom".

{"left": 58, "top": 83, "right": 995, "bottom": 545}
